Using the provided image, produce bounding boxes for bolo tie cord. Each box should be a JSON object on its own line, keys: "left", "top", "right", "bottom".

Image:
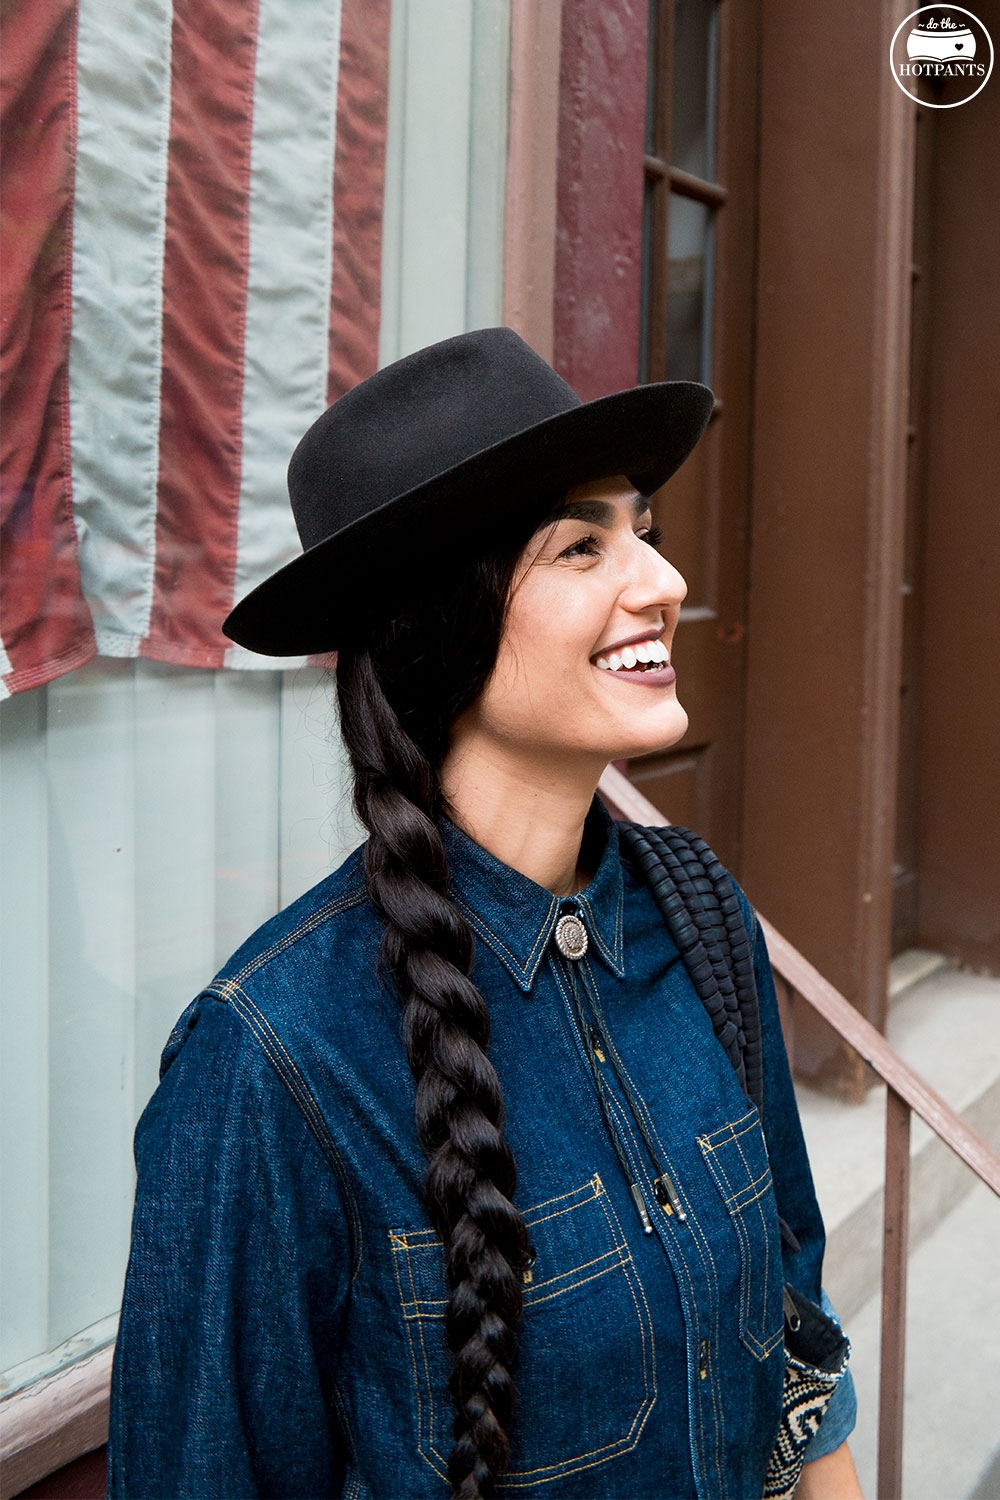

{"left": 561, "top": 941, "right": 687, "bottom": 1227}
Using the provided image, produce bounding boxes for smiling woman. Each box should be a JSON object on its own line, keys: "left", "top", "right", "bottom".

{"left": 106, "top": 329, "right": 859, "bottom": 1499}
{"left": 443, "top": 479, "right": 690, "bottom": 893}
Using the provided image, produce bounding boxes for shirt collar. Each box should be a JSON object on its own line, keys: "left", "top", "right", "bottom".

{"left": 436, "top": 794, "right": 626, "bottom": 993}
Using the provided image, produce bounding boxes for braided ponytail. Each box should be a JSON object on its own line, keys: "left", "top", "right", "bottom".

{"left": 335, "top": 538, "right": 539, "bottom": 1497}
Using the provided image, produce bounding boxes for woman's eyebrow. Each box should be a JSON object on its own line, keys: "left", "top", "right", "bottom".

{"left": 537, "top": 491, "right": 649, "bottom": 531}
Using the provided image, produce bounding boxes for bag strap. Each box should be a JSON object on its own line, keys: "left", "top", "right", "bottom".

{"left": 618, "top": 821, "right": 765, "bottom": 1116}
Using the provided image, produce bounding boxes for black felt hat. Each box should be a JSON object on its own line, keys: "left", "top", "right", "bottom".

{"left": 223, "top": 326, "right": 714, "bottom": 655}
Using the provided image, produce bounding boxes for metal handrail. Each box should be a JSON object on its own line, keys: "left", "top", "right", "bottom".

{"left": 598, "top": 765, "right": 1000, "bottom": 1500}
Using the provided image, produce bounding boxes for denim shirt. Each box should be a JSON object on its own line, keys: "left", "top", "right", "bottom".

{"left": 108, "top": 796, "right": 855, "bottom": 1500}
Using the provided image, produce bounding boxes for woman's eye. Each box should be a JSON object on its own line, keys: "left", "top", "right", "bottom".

{"left": 560, "top": 532, "right": 601, "bottom": 559}
{"left": 558, "top": 524, "right": 662, "bottom": 560}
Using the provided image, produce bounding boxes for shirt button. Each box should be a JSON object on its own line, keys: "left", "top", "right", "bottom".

{"left": 554, "top": 912, "right": 588, "bottom": 960}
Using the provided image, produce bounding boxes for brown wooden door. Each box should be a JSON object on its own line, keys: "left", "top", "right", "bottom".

{"left": 628, "top": 0, "right": 760, "bottom": 873}
{"left": 908, "top": 31, "right": 1000, "bottom": 971}
{"left": 892, "top": 105, "right": 934, "bottom": 955}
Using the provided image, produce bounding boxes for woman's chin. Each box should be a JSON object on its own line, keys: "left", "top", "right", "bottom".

{"left": 610, "top": 701, "right": 689, "bottom": 762}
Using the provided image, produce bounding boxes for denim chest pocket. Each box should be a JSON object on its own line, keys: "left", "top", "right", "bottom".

{"left": 697, "top": 1106, "right": 784, "bottom": 1361}
{"left": 389, "top": 1173, "right": 656, "bottom": 1488}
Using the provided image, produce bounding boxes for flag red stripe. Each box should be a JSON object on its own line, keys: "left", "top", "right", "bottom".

{"left": 143, "top": 0, "right": 260, "bottom": 667}
{"left": 326, "top": 0, "right": 391, "bottom": 405}
{"left": 0, "top": 0, "right": 96, "bottom": 693}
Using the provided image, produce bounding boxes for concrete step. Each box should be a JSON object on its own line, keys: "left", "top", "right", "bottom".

{"left": 843, "top": 1177, "right": 1000, "bottom": 1500}
{"left": 795, "top": 952, "right": 1000, "bottom": 1323}
{"left": 793, "top": 952, "right": 1000, "bottom": 1498}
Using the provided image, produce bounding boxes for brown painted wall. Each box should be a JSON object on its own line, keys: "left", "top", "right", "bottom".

{"left": 14, "top": 1446, "right": 106, "bottom": 1499}
{"left": 915, "top": 6, "right": 1000, "bottom": 970}
{"left": 553, "top": 0, "right": 648, "bottom": 400}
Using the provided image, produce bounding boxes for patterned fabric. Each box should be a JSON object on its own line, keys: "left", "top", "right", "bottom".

{"left": 763, "top": 1286, "right": 852, "bottom": 1499}
{"left": 763, "top": 1352, "right": 850, "bottom": 1498}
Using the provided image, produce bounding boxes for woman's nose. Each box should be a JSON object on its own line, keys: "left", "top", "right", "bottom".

{"left": 621, "top": 538, "right": 687, "bottom": 612}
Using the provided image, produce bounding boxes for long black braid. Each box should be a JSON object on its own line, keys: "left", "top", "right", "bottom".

{"left": 334, "top": 527, "right": 546, "bottom": 1497}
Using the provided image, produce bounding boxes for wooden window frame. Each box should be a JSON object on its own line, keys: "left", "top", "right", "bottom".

{"left": 0, "top": 1347, "right": 111, "bottom": 1499}
{"left": 642, "top": 0, "right": 727, "bottom": 391}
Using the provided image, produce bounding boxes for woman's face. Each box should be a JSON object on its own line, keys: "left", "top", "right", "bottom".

{"left": 454, "top": 476, "right": 689, "bottom": 771}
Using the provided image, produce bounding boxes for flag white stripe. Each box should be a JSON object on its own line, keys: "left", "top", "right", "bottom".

{"left": 224, "top": 0, "right": 344, "bottom": 671}
{"left": 0, "top": 633, "right": 14, "bottom": 699}
{"left": 68, "top": 0, "right": 173, "bottom": 657}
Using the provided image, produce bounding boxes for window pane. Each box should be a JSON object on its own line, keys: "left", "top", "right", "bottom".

{"left": 670, "top": 0, "right": 718, "bottom": 181}
{"left": 0, "top": 663, "right": 360, "bottom": 1383}
{"left": 666, "top": 192, "right": 714, "bottom": 384}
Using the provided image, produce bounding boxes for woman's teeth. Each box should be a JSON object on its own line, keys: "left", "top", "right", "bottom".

{"left": 595, "top": 639, "right": 670, "bottom": 672}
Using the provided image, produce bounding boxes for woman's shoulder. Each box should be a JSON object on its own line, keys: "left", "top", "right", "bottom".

{"left": 159, "top": 840, "right": 387, "bottom": 1078}
{"left": 214, "top": 838, "right": 375, "bottom": 981}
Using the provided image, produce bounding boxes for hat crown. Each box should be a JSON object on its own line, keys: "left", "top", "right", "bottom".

{"left": 289, "top": 328, "right": 581, "bottom": 550}
{"left": 223, "top": 326, "right": 714, "bottom": 657}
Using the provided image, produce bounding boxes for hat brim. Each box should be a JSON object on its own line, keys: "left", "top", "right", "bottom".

{"left": 223, "top": 379, "right": 714, "bottom": 656}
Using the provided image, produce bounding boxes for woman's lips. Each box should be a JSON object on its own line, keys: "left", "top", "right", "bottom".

{"left": 593, "top": 661, "right": 676, "bottom": 688}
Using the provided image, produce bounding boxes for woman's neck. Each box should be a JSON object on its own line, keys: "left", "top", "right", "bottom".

{"left": 440, "top": 736, "right": 605, "bottom": 897}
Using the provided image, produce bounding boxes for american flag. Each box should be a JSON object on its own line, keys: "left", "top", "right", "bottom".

{"left": 0, "top": 0, "right": 389, "bottom": 698}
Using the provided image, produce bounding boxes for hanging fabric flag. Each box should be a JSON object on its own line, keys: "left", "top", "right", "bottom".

{"left": 0, "top": 0, "right": 390, "bottom": 698}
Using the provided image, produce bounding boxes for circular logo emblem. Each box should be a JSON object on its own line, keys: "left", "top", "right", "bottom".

{"left": 890, "top": 7, "right": 994, "bottom": 106}
{"left": 554, "top": 912, "right": 588, "bottom": 961}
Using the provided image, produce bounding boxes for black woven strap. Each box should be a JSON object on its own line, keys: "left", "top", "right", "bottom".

{"left": 619, "top": 821, "right": 764, "bottom": 1115}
